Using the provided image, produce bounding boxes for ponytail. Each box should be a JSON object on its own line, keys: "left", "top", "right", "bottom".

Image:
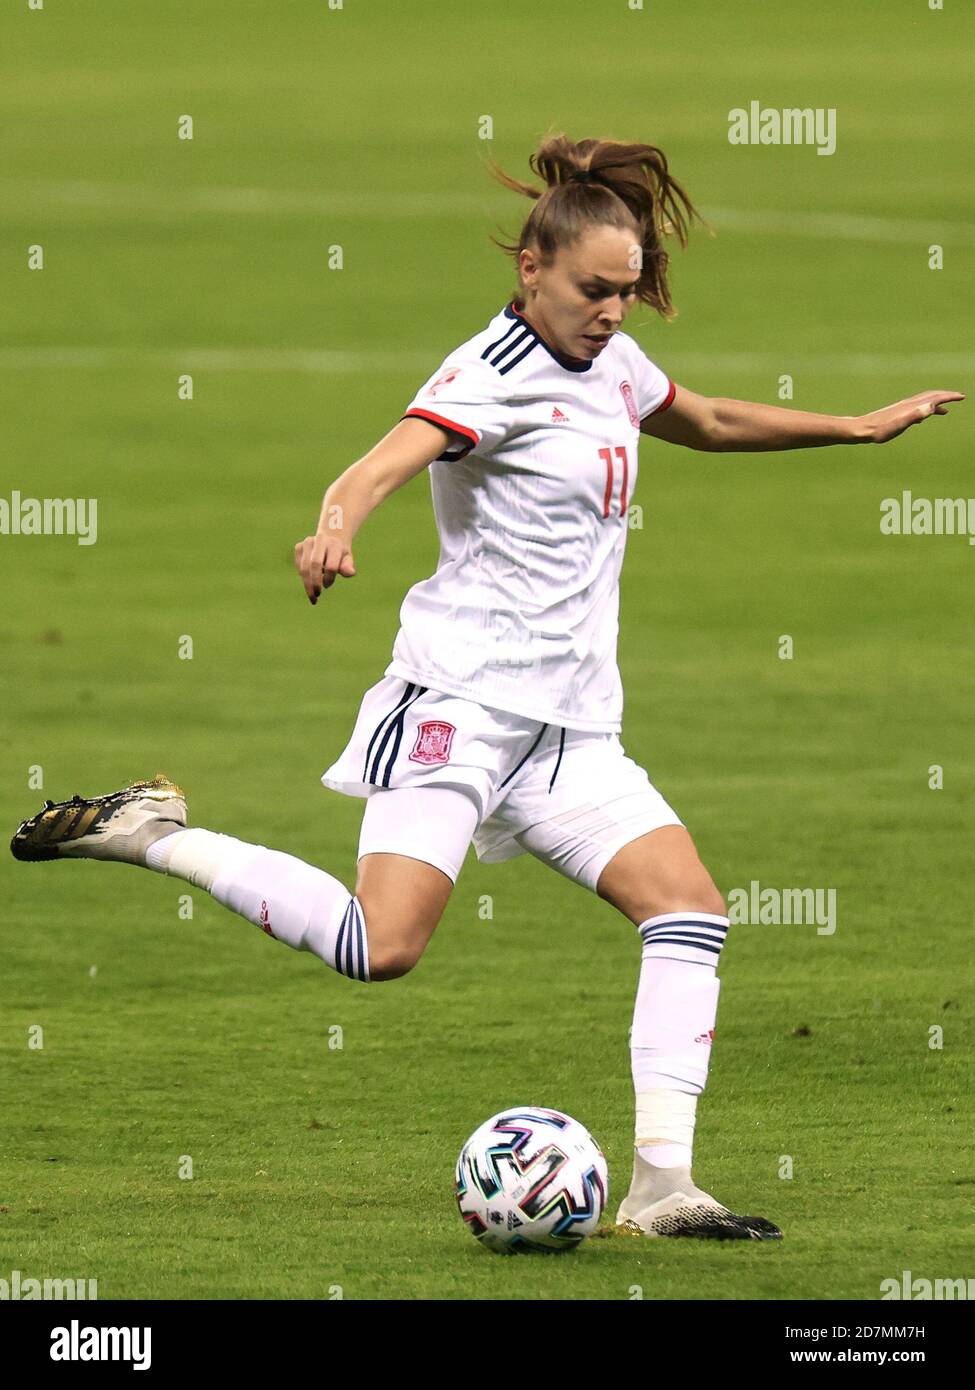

{"left": 486, "top": 132, "right": 707, "bottom": 320}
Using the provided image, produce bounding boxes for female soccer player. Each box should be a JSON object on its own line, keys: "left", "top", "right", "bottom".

{"left": 12, "top": 135, "right": 962, "bottom": 1241}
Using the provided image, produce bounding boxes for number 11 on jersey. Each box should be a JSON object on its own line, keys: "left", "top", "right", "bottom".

{"left": 598, "top": 445, "right": 630, "bottom": 519}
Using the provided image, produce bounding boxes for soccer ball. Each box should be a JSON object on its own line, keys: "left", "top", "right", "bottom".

{"left": 455, "top": 1106, "right": 609, "bottom": 1254}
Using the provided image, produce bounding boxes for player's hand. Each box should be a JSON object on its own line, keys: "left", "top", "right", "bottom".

{"left": 859, "top": 390, "right": 964, "bottom": 444}
{"left": 294, "top": 532, "right": 357, "bottom": 605}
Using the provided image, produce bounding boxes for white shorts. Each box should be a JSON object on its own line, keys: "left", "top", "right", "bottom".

{"left": 321, "top": 674, "right": 684, "bottom": 892}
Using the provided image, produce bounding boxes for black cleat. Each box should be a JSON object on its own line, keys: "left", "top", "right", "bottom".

{"left": 615, "top": 1151, "right": 782, "bottom": 1241}
{"left": 11, "top": 775, "right": 186, "bottom": 865}
{"left": 617, "top": 1200, "right": 783, "bottom": 1241}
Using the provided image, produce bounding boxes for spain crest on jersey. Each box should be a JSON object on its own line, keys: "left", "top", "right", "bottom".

{"left": 409, "top": 719, "right": 456, "bottom": 765}
{"left": 619, "top": 379, "right": 640, "bottom": 429}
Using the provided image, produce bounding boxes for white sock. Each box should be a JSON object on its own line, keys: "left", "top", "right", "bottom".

{"left": 146, "top": 827, "right": 369, "bottom": 981}
{"left": 634, "top": 1091, "right": 698, "bottom": 1167}
{"left": 630, "top": 911, "right": 730, "bottom": 1165}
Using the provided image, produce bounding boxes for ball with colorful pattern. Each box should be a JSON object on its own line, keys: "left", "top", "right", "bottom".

{"left": 455, "top": 1106, "right": 609, "bottom": 1254}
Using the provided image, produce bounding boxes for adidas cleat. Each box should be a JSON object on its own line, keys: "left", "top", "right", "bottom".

{"left": 616, "top": 1190, "right": 782, "bottom": 1241}
{"left": 10, "top": 775, "right": 187, "bottom": 867}
{"left": 615, "top": 1151, "right": 782, "bottom": 1241}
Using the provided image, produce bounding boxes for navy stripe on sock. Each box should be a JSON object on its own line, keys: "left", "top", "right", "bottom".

{"left": 640, "top": 925, "right": 727, "bottom": 941}
{"left": 352, "top": 898, "right": 368, "bottom": 982}
{"left": 641, "top": 935, "right": 723, "bottom": 955}
{"left": 640, "top": 919, "right": 728, "bottom": 940}
{"left": 334, "top": 903, "right": 348, "bottom": 973}
{"left": 344, "top": 898, "right": 356, "bottom": 979}
{"left": 640, "top": 925, "right": 728, "bottom": 942}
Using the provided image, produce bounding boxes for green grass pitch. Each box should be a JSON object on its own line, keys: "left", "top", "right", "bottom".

{"left": 1, "top": 0, "right": 973, "bottom": 1300}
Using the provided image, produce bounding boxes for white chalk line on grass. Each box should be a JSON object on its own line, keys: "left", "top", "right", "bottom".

{"left": 0, "top": 347, "right": 433, "bottom": 372}
{"left": 0, "top": 347, "right": 971, "bottom": 376}
{"left": 0, "top": 179, "right": 500, "bottom": 219}
{"left": 668, "top": 352, "right": 974, "bottom": 376}
{"left": 1, "top": 178, "right": 973, "bottom": 244}
{"left": 704, "top": 206, "right": 974, "bottom": 246}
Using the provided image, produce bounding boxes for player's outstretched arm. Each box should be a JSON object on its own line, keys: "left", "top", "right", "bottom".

{"left": 640, "top": 384, "right": 965, "bottom": 453}
{"left": 294, "top": 416, "right": 453, "bottom": 605}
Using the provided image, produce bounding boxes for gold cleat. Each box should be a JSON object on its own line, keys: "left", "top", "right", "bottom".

{"left": 10, "top": 775, "right": 187, "bottom": 866}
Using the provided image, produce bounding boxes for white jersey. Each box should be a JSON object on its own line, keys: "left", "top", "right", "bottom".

{"left": 385, "top": 299, "right": 675, "bottom": 733}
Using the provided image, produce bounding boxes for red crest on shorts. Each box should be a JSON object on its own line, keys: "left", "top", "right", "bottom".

{"left": 409, "top": 720, "right": 456, "bottom": 765}
{"left": 619, "top": 380, "right": 640, "bottom": 429}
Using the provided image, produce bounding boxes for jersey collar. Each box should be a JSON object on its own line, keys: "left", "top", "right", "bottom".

{"left": 503, "top": 301, "right": 594, "bottom": 373}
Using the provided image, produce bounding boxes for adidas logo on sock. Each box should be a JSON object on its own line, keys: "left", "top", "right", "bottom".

{"left": 259, "top": 900, "right": 274, "bottom": 937}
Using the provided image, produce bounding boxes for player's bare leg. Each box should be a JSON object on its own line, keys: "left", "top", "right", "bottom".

{"left": 596, "top": 824, "right": 782, "bottom": 1240}
{"left": 10, "top": 777, "right": 459, "bottom": 984}
{"left": 354, "top": 851, "right": 454, "bottom": 980}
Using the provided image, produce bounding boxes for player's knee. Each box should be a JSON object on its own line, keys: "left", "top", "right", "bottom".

{"left": 367, "top": 936, "right": 425, "bottom": 982}
{"left": 640, "top": 875, "right": 726, "bottom": 922}
{"left": 694, "top": 880, "right": 727, "bottom": 919}
{"left": 356, "top": 879, "right": 450, "bottom": 981}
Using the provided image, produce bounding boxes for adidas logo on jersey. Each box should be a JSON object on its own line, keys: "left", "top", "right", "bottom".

{"left": 551, "top": 406, "right": 569, "bottom": 423}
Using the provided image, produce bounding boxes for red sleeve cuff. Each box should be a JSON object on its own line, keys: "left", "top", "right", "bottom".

{"left": 401, "top": 408, "right": 479, "bottom": 458}
{"left": 647, "top": 379, "right": 676, "bottom": 415}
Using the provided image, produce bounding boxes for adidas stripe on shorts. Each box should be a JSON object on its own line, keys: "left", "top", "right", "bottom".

{"left": 321, "top": 674, "right": 683, "bottom": 891}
